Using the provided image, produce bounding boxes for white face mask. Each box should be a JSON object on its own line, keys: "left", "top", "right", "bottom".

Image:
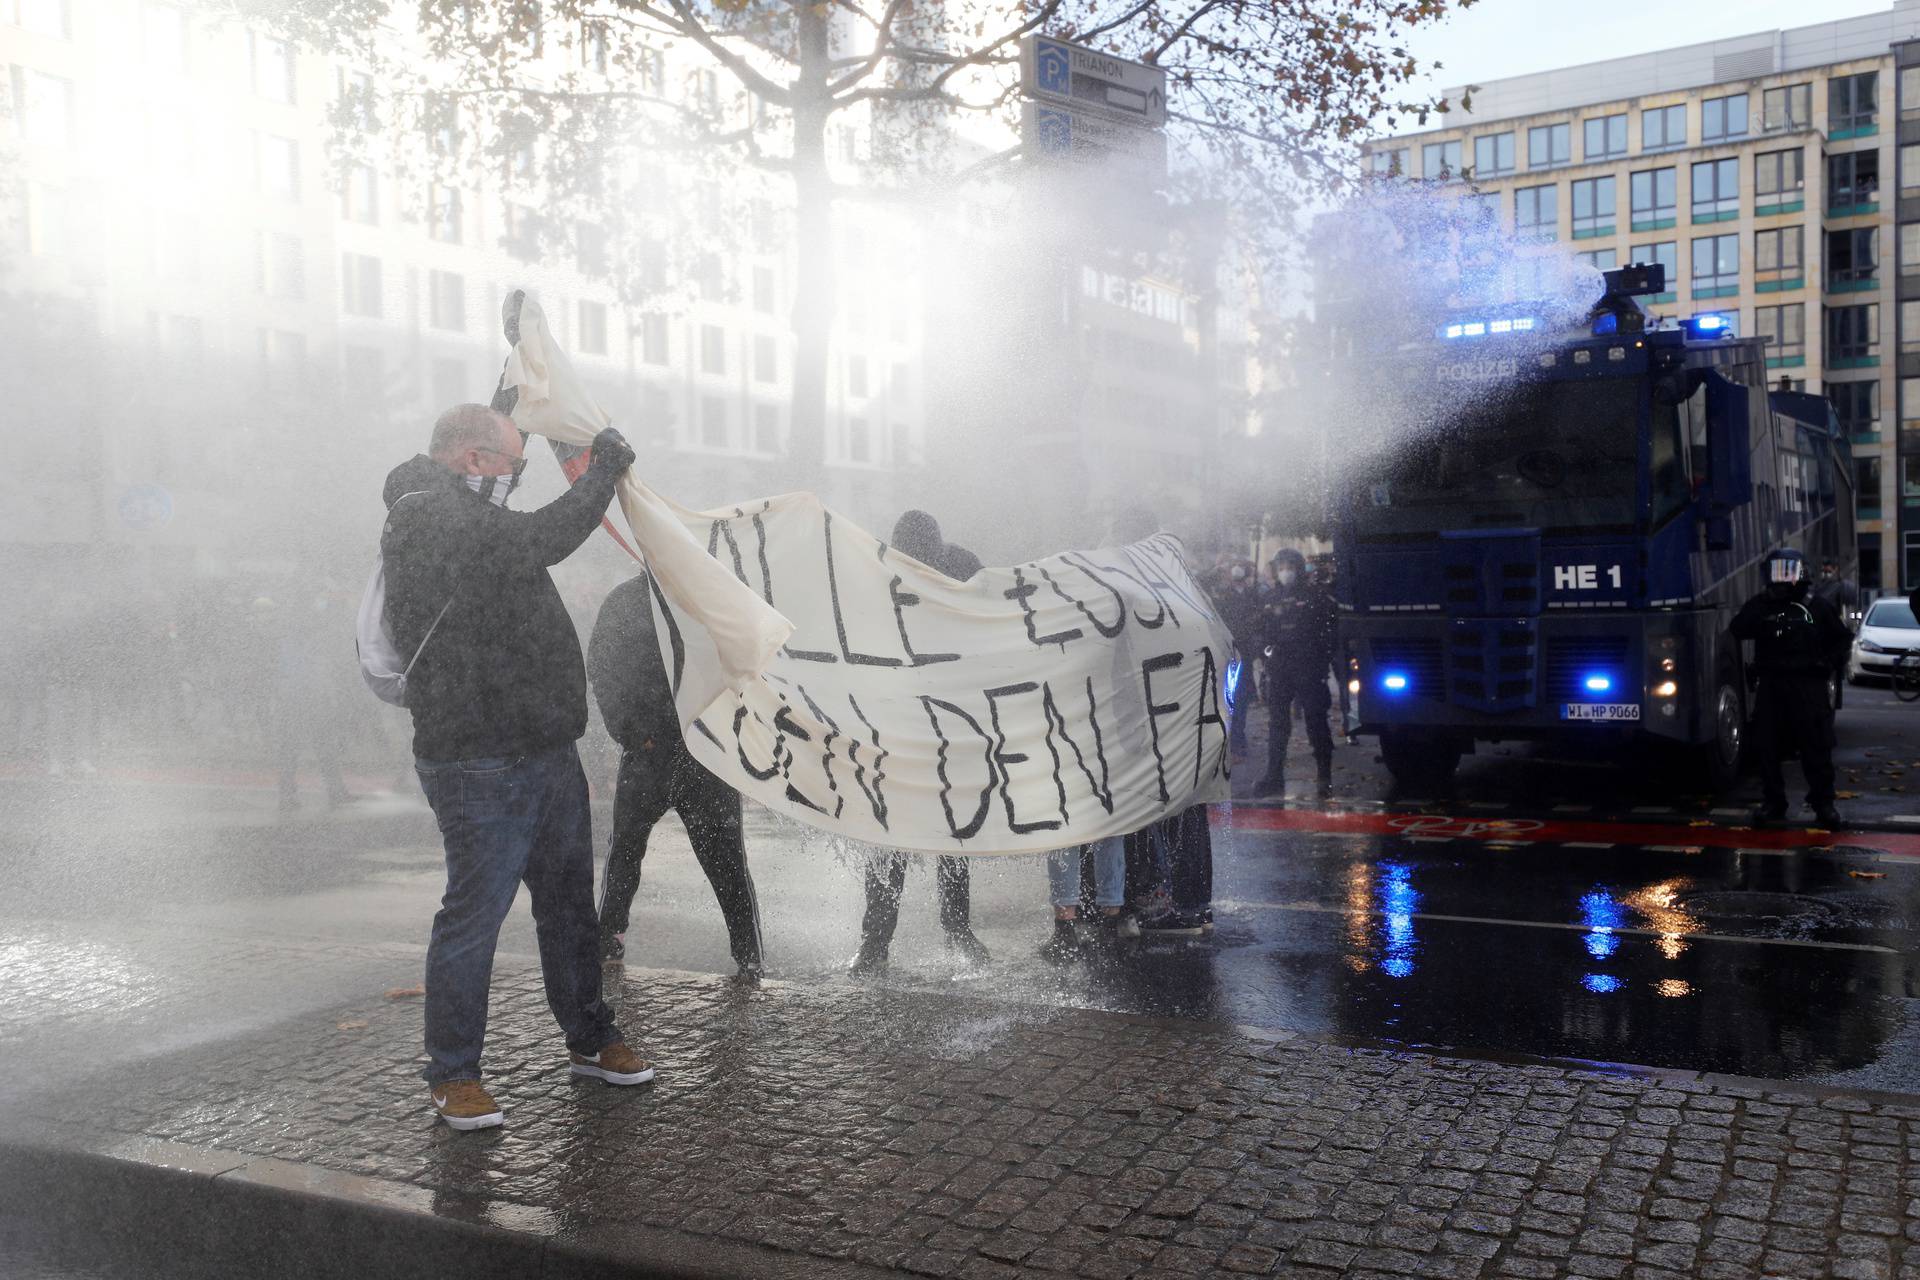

{"left": 465, "top": 472, "right": 517, "bottom": 508}
{"left": 1276, "top": 570, "right": 1298, "bottom": 588}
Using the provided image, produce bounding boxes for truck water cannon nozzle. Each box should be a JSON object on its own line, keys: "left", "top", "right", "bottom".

{"left": 1588, "top": 262, "right": 1665, "bottom": 337}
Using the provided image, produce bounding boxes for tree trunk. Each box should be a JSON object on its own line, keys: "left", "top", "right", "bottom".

{"left": 786, "top": 4, "right": 835, "bottom": 488}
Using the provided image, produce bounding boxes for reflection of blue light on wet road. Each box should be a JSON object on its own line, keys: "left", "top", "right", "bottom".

{"left": 1380, "top": 863, "right": 1418, "bottom": 979}
{"left": 1583, "top": 973, "right": 1624, "bottom": 994}
{"left": 1580, "top": 889, "right": 1622, "bottom": 962}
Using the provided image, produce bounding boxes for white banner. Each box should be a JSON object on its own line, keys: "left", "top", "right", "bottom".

{"left": 500, "top": 296, "right": 1233, "bottom": 854}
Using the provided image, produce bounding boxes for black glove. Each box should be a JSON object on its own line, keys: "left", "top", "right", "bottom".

{"left": 589, "top": 427, "right": 635, "bottom": 476}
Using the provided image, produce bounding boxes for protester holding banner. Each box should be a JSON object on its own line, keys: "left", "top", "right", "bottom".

{"left": 848, "top": 510, "right": 993, "bottom": 974}
{"left": 589, "top": 571, "right": 762, "bottom": 979}
{"left": 381, "top": 403, "right": 654, "bottom": 1132}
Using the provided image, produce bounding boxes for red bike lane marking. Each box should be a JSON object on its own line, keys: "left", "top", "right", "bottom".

{"left": 1214, "top": 804, "right": 1920, "bottom": 858}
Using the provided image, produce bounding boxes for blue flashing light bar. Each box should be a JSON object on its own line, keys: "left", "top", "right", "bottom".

{"left": 1685, "top": 313, "right": 1732, "bottom": 338}
{"left": 1583, "top": 674, "right": 1613, "bottom": 694}
{"left": 1441, "top": 315, "right": 1536, "bottom": 340}
{"left": 1381, "top": 672, "right": 1410, "bottom": 693}
{"left": 1591, "top": 313, "right": 1620, "bottom": 336}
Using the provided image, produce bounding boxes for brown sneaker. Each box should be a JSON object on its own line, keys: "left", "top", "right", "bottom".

{"left": 429, "top": 1080, "right": 503, "bottom": 1131}
{"left": 569, "top": 1041, "right": 655, "bottom": 1085}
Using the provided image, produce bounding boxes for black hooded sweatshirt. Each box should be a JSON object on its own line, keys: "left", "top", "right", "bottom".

{"left": 379, "top": 453, "right": 620, "bottom": 762}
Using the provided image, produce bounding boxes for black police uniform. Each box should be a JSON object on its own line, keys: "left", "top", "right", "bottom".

{"left": 1730, "top": 580, "right": 1850, "bottom": 821}
{"left": 1257, "top": 553, "right": 1337, "bottom": 797}
{"left": 588, "top": 574, "right": 762, "bottom": 974}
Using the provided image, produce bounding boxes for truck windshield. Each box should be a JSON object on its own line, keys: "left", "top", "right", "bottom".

{"left": 1348, "top": 378, "right": 1641, "bottom": 537}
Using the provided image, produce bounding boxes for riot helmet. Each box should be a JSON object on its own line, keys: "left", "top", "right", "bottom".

{"left": 1763, "top": 547, "right": 1808, "bottom": 599}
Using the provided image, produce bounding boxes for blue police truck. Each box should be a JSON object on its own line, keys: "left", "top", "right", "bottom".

{"left": 1332, "top": 265, "right": 1855, "bottom": 789}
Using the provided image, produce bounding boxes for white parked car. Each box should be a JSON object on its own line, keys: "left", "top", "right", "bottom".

{"left": 1849, "top": 597, "right": 1920, "bottom": 683}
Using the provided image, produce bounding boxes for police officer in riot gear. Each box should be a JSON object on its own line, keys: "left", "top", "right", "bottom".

{"left": 1255, "top": 548, "right": 1337, "bottom": 802}
{"left": 1731, "top": 548, "right": 1852, "bottom": 828}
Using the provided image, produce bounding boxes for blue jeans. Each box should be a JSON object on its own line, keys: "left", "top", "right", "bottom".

{"left": 415, "top": 743, "right": 620, "bottom": 1085}
{"left": 1046, "top": 836, "right": 1125, "bottom": 910}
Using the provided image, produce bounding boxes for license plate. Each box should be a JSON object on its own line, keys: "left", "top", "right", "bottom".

{"left": 1564, "top": 703, "right": 1640, "bottom": 721}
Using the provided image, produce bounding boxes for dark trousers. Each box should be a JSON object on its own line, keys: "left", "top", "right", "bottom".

{"left": 598, "top": 743, "right": 762, "bottom": 970}
{"left": 1123, "top": 807, "right": 1214, "bottom": 913}
{"left": 415, "top": 743, "right": 619, "bottom": 1085}
{"left": 862, "top": 854, "right": 970, "bottom": 947}
{"left": 1752, "top": 673, "right": 1837, "bottom": 811}
{"left": 1266, "top": 668, "right": 1334, "bottom": 781}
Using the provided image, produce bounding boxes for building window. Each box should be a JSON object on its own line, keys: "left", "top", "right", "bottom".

{"left": 1630, "top": 241, "right": 1679, "bottom": 293}
{"left": 846, "top": 417, "right": 870, "bottom": 464}
{"left": 428, "top": 185, "right": 462, "bottom": 243}
{"left": 7, "top": 66, "right": 72, "bottom": 151}
{"left": 1690, "top": 157, "right": 1738, "bottom": 220}
{"left": 1459, "top": 191, "right": 1499, "bottom": 226}
{"left": 1630, "top": 167, "right": 1675, "bottom": 227}
{"left": 1904, "top": 144, "right": 1920, "bottom": 193}
{"left": 340, "top": 252, "right": 381, "bottom": 317}
{"left": 641, "top": 313, "right": 668, "bottom": 365}
{"left": 1571, "top": 176, "right": 1615, "bottom": 236}
{"left": 752, "top": 266, "right": 776, "bottom": 313}
{"left": 1762, "top": 83, "right": 1810, "bottom": 133}
{"left": 1367, "top": 147, "right": 1408, "bottom": 177}
{"left": 341, "top": 163, "right": 377, "bottom": 224}
{"left": 1830, "top": 72, "right": 1879, "bottom": 134}
{"left": 1904, "top": 299, "right": 1920, "bottom": 353}
{"left": 1690, "top": 233, "right": 1738, "bottom": 295}
{"left": 891, "top": 422, "right": 913, "bottom": 465}
{"left": 1826, "top": 304, "right": 1880, "bottom": 362}
{"left": 1754, "top": 148, "right": 1804, "bottom": 204}
{"left": 847, "top": 353, "right": 868, "bottom": 397}
{"left": 256, "top": 230, "right": 304, "bottom": 300}
{"left": 1527, "top": 123, "right": 1569, "bottom": 169}
{"left": 1642, "top": 104, "right": 1687, "bottom": 151}
{"left": 695, "top": 253, "right": 723, "bottom": 301}
{"left": 1582, "top": 113, "right": 1626, "bottom": 161}
{"left": 637, "top": 47, "right": 664, "bottom": 94}
{"left": 1828, "top": 227, "right": 1878, "bottom": 287}
{"left": 1472, "top": 132, "right": 1514, "bottom": 176}
{"left": 428, "top": 269, "right": 465, "bottom": 331}
{"left": 1828, "top": 149, "right": 1880, "bottom": 210}
{"left": 1833, "top": 380, "right": 1880, "bottom": 434}
{"left": 1514, "top": 184, "right": 1556, "bottom": 239}
{"left": 254, "top": 133, "right": 299, "bottom": 200}
{"left": 578, "top": 300, "right": 607, "bottom": 355}
{"left": 1421, "top": 139, "right": 1461, "bottom": 181}
{"left": 1755, "top": 226, "right": 1803, "bottom": 282}
{"left": 700, "top": 396, "right": 727, "bottom": 448}
{"left": 1575, "top": 248, "right": 1618, "bottom": 272}
{"left": 1905, "top": 66, "right": 1920, "bottom": 118}
{"left": 1902, "top": 223, "right": 1920, "bottom": 273}
{"left": 1755, "top": 303, "right": 1804, "bottom": 362}
{"left": 1861, "top": 456, "right": 1883, "bottom": 516}
{"left": 753, "top": 403, "right": 780, "bottom": 453}
{"left": 699, "top": 324, "right": 725, "bottom": 375}
{"left": 1701, "top": 93, "right": 1748, "bottom": 143}
{"left": 753, "top": 333, "right": 776, "bottom": 383}
{"left": 247, "top": 30, "right": 295, "bottom": 104}
{"left": 5, "top": 0, "right": 71, "bottom": 37}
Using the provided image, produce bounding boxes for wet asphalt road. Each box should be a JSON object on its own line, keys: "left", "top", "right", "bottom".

{"left": 3, "top": 683, "right": 1920, "bottom": 1098}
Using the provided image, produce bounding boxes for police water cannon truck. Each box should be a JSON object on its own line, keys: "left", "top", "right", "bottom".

{"left": 1332, "top": 263, "right": 1855, "bottom": 788}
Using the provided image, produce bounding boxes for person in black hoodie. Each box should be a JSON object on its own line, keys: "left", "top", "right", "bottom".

{"left": 382, "top": 403, "right": 653, "bottom": 1132}
{"left": 847, "top": 510, "right": 991, "bottom": 975}
{"left": 1733, "top": 547, "right": 1852, "bottom": 828}
{"left": 1255, "top": 547, "right": 1336, "bottom": 802}
{"left": 588, "top": 571, "right": 762, "bottom": 977}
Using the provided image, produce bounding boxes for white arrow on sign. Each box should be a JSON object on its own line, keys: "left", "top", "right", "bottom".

{"left": 1021, "top": 35, "right": 1168, "bottom": 129}
{"left": 1020, "top": 101, "right": 1168, "bottom": 184}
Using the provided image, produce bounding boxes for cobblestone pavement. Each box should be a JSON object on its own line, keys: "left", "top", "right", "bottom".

{"left": 15, "top": 960, "right": 1920, "bottom": 1280}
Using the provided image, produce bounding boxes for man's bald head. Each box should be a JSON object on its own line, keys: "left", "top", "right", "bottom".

{"left": 429, "top": 404, "right": 517, "bottom": 465}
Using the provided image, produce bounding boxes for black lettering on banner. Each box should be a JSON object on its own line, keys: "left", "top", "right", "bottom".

{"left": 1121, "top": 545, "right": 1182, "bottom": 628}
{"left": 1044, "top": 560, "right": 1125, "bottom": 639}
{"left": 1138, "top": 536, "right": 1212, "bottom": 619}
{"left": 1044, "top": 677, "right": 1114, "bottom": 815}
{"left": 1140, "top": 652, "right": 1185, "bottom": 802}
{"left": 919, "top": 696, "right": 996, "bottom": 841}
{"left": 983, "top": 682, "right": 1064, "bottom": 834}
{"left": 781, "top": 513, "right": 837, "bottom": 664}
{"left": 795, "top": 686, "right": 848, "bottom": 819}
{"left": 706, "top": 519, "right": 748, "bottom": 584}
{"left": 771, "top": 703, "right": 831, "bottom": 814}
{"left": 751, "top": 509, "right": 775, "bottom": 605}
{"left": 732, "top": 705, "right": 782, "bottom": 781}
{"left": 846, "top": 693, "right": 890, "bottom": 829}
{"left": 1076, "top": 552, "right": 1165, "bottom": 629}
{"left": 1006, "top": 567, "right": 1084, "bottom": 649}
{"left": 644, "top": 573, "right": 688, "bottom": 702}
{"left": 825, "top": 511, "right": 903, "bottom": 667}
{"left": 1193, "top": 646, "right": 1227, "bottom": 786}
{"left": 692, "top": 717, "right": 724, "bottom": 751}
{"left": 887, "top": 562, "right": 960, "bottom": 666}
